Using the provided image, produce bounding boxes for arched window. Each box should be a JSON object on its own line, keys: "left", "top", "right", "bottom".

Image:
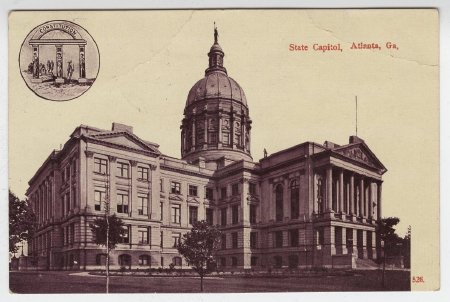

{"left": 275, "top": 184, "right": 283, "bottom": 222}
{"left": 118, "top": 254, "right": 131, "bottom": 269}
{"left": 290, "top": 179, "right": 300, "bottom": 219}
{"left": 95, "top": 253, "right": 107, "bottom": 266}
{"left": 288, "top": 255, "right": 299, "bottom": 268}
{"left": 172, "top": 256, "right": 182, "bottom": 267}
{"left": 139, "top": 255, "right": 150, "bottom": 266}
{"left": 273, "top": 256, "right": 282, "bottom": 268}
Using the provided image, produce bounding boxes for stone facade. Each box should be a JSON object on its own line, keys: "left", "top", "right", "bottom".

{"left": 26, "top": 31, "right": 387, "bottom": 271}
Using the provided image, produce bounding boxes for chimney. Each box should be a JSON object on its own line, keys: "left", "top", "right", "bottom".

{"left": 349, "top": 135, "right": 364, "bottom": 144}
{"left": 112, "top": 122, "right": 133, "bottom": 133}
{"left": 323, "top": 141, "right": 340, "bottom": 149}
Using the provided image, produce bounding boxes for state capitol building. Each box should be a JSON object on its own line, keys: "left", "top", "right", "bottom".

{"left": 26, "top": 30, "right": 387, "bottom": 271}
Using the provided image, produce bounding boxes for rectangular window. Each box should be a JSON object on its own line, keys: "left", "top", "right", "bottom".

{"left": 94, "top": 157, "right": 107, "bottom": 174}
{"left": 250, "top": 232, "right": 257, "bottom": 249}
{"left": 119, "top": 226, "right": 129, "bottom": 244}
{"left": 231, "top": 257, "right": 238, "bottom": 267}
{"left": 137, "top": 166, "right": 149, "bottom": 181}
{"left": 160, "top": 231, "right": 163, "bottom": 248}
{"left": 221, "top": 208, "right": 227, "bottom": 226}
{"left": 138, "top": 195, "right": 148, "bottom": 215}
{"left": 223, "top": 132, "right": 230, "bottom": 146}
{"left": 231, "top": 232, "right": 238, "bottom": 249}
{"left": 138, "top": 227, "right": 149, "bottom": 244}
{"left": 70, "top": 223, "right": 75, "bottom": 244}
{"left": 71, "top": 186, "right": 77, "bottom": 209}
{"left": 249, "top": 204, "right": 257, "bottom": 224}
{"left": 160, "top": 179, "right": 164, "bottom": 192}
{"left": 205, "top": 187, "right": 214, "bottom": 200}
{"left": 206, "top": 208, "right": 214, "bottom": 225}
{"left": 221, "top": 187, "right": 227, "bottom": 199}
{"left": 117, "top": 192, "right": 129, "bottom": 214}
{"left": 251, "top": 256, "right": 258, "bottom": 266}
{"left": 189, "top": 206, "right": 198, "bottom": 225}
{"left": 232, "top": 183, "right": 239, "bottom": 196}
{"left": 171, "top": 205, "right": 181, "bottom": 224}
{"left": 275, "top": 231, "right": 283, "bottom": 248}
{"left": 209, "top": 132, "right": 217, "bottom": 144}
{"left": 71, "top": 160, "right": 76, "bottom": 176}
{"left": 117, "top": 162, "right": 129, "bottom": 178}
{"left": 65, "top": 192, "right": 70, "bottom": 213}
{"left": 160, "top": 202, "right": 164, "bottom": 221}
{"left": 290, "top": 229, "right": 299, "bottom": 247}
{"left": 249, "top": 182, "right": 257, "bottom": 195}
{"left": 173, "top": 234, "right": 181, "bottom": 247}
{"left": 221, "top": 234, "right": 227, "bottom": 250}
{"left": 188, "top": 185, "right": 198, "bottom": 197}
{"left": 232, "top": 205, "right": 239, "bottom": 224}
{"left": 171, "top": 182, "right": 181, "bottom": 194}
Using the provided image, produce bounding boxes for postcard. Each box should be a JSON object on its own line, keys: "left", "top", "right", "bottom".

{"left": 8, "top": 9, "right": 439, "bottom": 293}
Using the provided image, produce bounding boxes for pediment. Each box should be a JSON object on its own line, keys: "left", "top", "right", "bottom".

{"left": 169, "top": 194, "right": 184, "bottom": 202}
{"left": 187, "top": 196, "right": 201, "bottom": 204}
{"left": 88, "top": 131, "right": 159, "bottom": 154}
{"left": 333, "top": 143, "right": 386, "bottom": 173}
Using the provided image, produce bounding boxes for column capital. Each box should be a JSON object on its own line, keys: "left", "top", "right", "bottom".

{"left": 108, "top": 155, "right": 117, "bottom": 162}
{"left": 149, "top": 164, "right": 157, "bottom": 171}
{"left": 84, "top": 150, "right": 94, "bottom": 158}
{"left": 130, "top": 160, "right": 138, "bottom": 167}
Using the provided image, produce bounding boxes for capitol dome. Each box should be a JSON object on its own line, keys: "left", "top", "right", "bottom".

{"left": 181, "top": 27, "right": 252, "bottom": 164}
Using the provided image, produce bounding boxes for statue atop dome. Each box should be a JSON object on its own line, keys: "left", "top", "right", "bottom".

{"left": 214, "top": 23, "right": 218, "bottom": 44}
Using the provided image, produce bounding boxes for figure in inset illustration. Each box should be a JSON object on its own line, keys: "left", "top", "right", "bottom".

{"left": 79, "top": 53, "right": 86, "bottom": 78}
{"left": 67, "top": 61, "right": 74, "bottom": 82}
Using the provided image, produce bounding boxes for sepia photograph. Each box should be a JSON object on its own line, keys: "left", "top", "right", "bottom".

{"left": 6, "top": 8, "right": 440, "bottom": 296}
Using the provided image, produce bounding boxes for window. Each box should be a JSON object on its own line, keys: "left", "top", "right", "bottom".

{"left": 70, "top": 223, "right": 75, "bottom": 244}
{"left": 220, "top": 187, "right": 227, "bottom": 199}
{"left": 274, "top": 256, "right": 282, "bottom": 268}
{"left": 317, "top": 228, "right": 324, "bottom": 246}
{"left": 96, "top": 253, "right": 107, "bottom": 266}
{"left": 290, "top": 229, "right": 299, "bottom": 247}
{"left": 119, "top": 226, "right": 129, "bottom": 244}
{"left": 171, "top": 182, "right": 181, "bottom": 194}
{"left": 249, "top": 182, "right": 257, "bottom": 195}
{"left": 188, "top": 185, "right": 198, "bottom": 196}
{"left": 220, "top": 257, "right": 226, "bottom": 267}
{"left": 290, "top": 179, "right": 300, "bottom": 219}
{"left": 94, "top": 190, "right": 106, "bottom": 211}
{"left": 232, "top": 205, "right": 239, "bottom": 224}
{"left": 209, "top": 132, "right": 217, "bottom": 144}
{"left": 117, "top": 162, "right": 129, "bottom": 178}
{"left": 173, "top": 256, "right": 182, "bottom": 267}
{"left": 118, "top": 254, "right": 131, "bottom": 268}
{"left": 160, "top": 231, "right": 163, "bottom": 248}
{"left": 94, "top": 157, "right": 107, "bottom": 174}
{"left": 138, "top": 195, "right": 148, "bottom": 215}
{"left": 206, "top": 208, "right": 214, "bottom": 225}
{"left": 251, "top": 256, "right": 258, "bottom": 266}
{"left": 137, "top": 166, "right": 149, "bottom": 180}
{"left": 205, "top": 187, "right": 214, "bottom": 200}
{"left": 117, "top": 192, "right": 129, "bottom": 214}
{"left": 189, "top": 206, "right": 198, "bottom": 225}
{"left": 65, "top": 192, "right": 70, "bottom": 213}
{"left": 223, "top": 132, "right": 230, "bottom": 146}
{"left": 71, "top": 186, "right": 77, "bottom": 209}
{"left": 250, "top": 204, "right": 257, "bottom": 224}
{"left": 171, "top": 205, "right": 181, "bottom": 224}
{"left": 160, "top": 179, "right": 164, "bottom": 192}
{"left": 231, "top": 257, "right": 238, "bottom": 267}
{"left": 139, "top": 255, "right": 150, "bottom": 266}
{"left": 138, "top": 227, "right": 149, "bottom": 244}
{"left": 232, "top": 183, "right": 239, "bottom": 196}
{"left": 221, "top": 208, "right": 227, "bottom": 226}
{"left": 275, "top": 184, "right": 284, "bottom": 222}
{"left": 172, "top": 234, "right": 181, "bottom": 247}
{"left": 288, "top": 255, "right": 299, "bottom": 268}
{"left": 221, "top": 234, "right": 227, "bottom": 250}
{"left": 250, "top": 232, "right": 257, "bottom": 249}
{"left": 231, "top": 232, "right": 238, "bottom": 249}
{"left": 275, "top": 231, "right": 283, "bottom": 248}
{"left": 160, "top": 202, "right": 164, "bottom": 221}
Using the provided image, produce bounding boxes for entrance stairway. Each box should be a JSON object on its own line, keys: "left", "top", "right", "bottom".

{"left": 355, "top": 258, "right": 380, "bottom": 270}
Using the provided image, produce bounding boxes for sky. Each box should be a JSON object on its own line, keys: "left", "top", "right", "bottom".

{"left": 8, "top": 10, "right": 439, "bottom": 278}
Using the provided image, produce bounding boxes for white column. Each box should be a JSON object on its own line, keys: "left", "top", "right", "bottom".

{"left": 339, "top": 170, "right": 344, "bottom": 214}
{"left": 326, "top": 166, "right": 333, "bottom": 212}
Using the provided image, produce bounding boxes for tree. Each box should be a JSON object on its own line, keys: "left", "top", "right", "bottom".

{"left": 177, "top": 220, "right": 222, "bottom": 292}
{"left": 9, "top": 190, "right": 37, "bottom": 254}
{"left": 377, "top": 216, "right": 402, "bottom": 287}
{"left": 90, "top": 214, "right": 126, "bottom": 293}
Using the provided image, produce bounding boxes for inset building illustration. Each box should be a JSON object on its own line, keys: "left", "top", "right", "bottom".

{"left": 25, "top": 29, "right": 387, "bottom": 271}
